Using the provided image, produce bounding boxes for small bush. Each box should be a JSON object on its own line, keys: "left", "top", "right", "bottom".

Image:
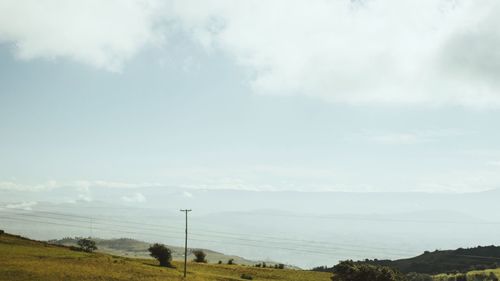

{"left": 332, "top": 260, "right": 406, "bottom": 281}
{"left": 241, "top": 273, "right": 253, "bottom": 280}
{"left": 77, "top": 238, "right": 97, "bottom": 253}
{"left": 0, "top": 229, "right": 4, "bottom": 235}
{"left": 228, "top": 258, "right": 235, "bottom": 265}
{"left": 69, "top": 246, "right": 82, "bottom": 252}
{"left": 192, "top": 249, "right": 207, "bottom": 263}
{"left": 218, "top": 260, "right": 222, "bottom": 264}
{"left": 406, "top": 272, "right": 433, "bottom": 281}
{"left": 148, "top": 243, "right": 173, "bottom": 267}
{"left": 454, "top": 273, "right": 467, "bottom": 281}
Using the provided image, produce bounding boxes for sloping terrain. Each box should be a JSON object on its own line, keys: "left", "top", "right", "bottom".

{"left": 50, "top": 236, "right": 262, "bottom": 266}
{"left": 314, "top": 245, "right": 500, "bottom": 275}
{"left": 0, "top": 232, "right": 330, "bottom": 281}
{"left": 365, "top": 246, "right": 500, "bottom": 274}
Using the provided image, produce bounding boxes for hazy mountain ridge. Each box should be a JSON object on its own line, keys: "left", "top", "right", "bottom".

{"left": 2, "top": 188, "right": 500, "bottom": 267}
{"left": 48, "top": 236, "right": 286, "bottom": 267}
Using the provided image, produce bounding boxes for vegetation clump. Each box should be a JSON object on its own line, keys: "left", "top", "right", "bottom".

{"left": 241, "top": 273, "right": 253, "bottom": 280}
{"left": 406, "top": 272, "right": 433, "bottom": 281}
{"left": 77, "top": 238, "right": 97, "bottom": 253}
{"left": 332, "top": 260, "right": 405, "bottom": 281}
{"left": 148, "top": 243, "right": 173, "bottom": 267}
{"left": 192, "top": 249, "right": 207, "bottom": 263}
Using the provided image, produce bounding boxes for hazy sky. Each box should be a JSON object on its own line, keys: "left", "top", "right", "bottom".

{"left": 1, "top": 0, "right": 500, "bottom": 200}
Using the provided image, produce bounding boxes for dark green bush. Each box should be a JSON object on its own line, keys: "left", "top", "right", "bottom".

{"left": 332, "top": 260, "right": 405, "bottom": 281}
{"left": 192, "top": 250, "right": 207, "bottom": 263}
{"left": 148, "top": 243, "right": 172, "bottom": 267}
{"left": 77, "top": 238, "right": 97, "bottom": 253}
{"left": 241, "top": 273, "right": 253, "bottom": 280}
{"left": 406, "top": 272, "right": 433, "bottom": 281}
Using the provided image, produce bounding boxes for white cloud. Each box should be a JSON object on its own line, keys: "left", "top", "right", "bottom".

{"left": 415, "top": 168, "right": 500, "bottom": 193}
{"left": 0, "top": 180, "right": 58, "bottom": 191}
{"left": 0, "top": 180, "right": 162, "bottom": 192}
{"left": 0, "top": 0, "right": 165, "bottom": 71}
{"left": 361, "top": 129, "right": 466, "bottom": 145}
{"left": 5, "top": 201, "right": 38, "bottom": 210}
{"left": 2, "top": 1, "right": 500, "bottom": 106}
{"left": 77, "top": 194, "right": 93, "bottom": 202}
{"left": 121, "top": 192, "right": 147, "bottom": 202}
{"left": 172, "top": 0, "right": 500, "bottom": 107}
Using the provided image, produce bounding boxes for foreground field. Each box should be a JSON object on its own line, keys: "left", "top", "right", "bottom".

{"left": 434, "top": 269, "right": 500, "bottom": 281}
{"left": 0, "top": 233, "right": 331, "bottom": 281}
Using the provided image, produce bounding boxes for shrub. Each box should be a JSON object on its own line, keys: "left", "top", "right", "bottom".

{"left": 406, "top": 272, "right": 433, "bottom": 281}
{"left": 278, "top": 263, "right": 285, "bottom": 269}
{"left": 0, "top": 229, "right": 4, "bottom": 235}
{"left": 466, "top": 272, "right": 499, "bottom": 281}
{"left": 241, "top": 273, "right": 253, "bottom": 280}
{"left": 489, "top": 272, "right": 499, "bottom": 281}
{"left": 332, "top": 260, "right": 406, "bottom": 281}
{"left": 77, "top": 238, "right": 97, "bottom": 253}
{"left": 228, "top": 258, "right": 235, "bottom": 265}
{"left": 192, "top": 249, "right": 207, "bottom": 263}
{"left": 148, "top": 243, "right": 173, "bottom": 267}
{"left": 218, "top": 260, "right": 222, "bottom": 264}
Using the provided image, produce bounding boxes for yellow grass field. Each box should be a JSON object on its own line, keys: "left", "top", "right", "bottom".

{"left": 0, "top": 233, "right": 331, "bottom": 281}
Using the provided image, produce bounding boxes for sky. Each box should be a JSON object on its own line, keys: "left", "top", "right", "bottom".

{"left": 1, "top": 0, "right": 500, "bottom": 203}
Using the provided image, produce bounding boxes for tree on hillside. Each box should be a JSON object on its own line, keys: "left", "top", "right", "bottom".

{"left": 148, "top": 243, "right": 173, "bottom": 267}
{"left": 77, "top": 238, "right": 97, "bottom": 253}
{"left": 332, "top": 260, "right": 405, "bottom": 281}
{"left": 192, "top": 249, "right": 207, "bottom": 263}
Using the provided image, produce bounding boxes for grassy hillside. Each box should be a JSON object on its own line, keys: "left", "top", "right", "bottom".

{"left": 362, "top": 246, "right": 500, "bottom": 274}
{"left": 434, "top": 268, "right": 500, "bottom": 281}
{"left": 49, "top": 236, "right": 269, "bottom": 266}
{"left": 0, "top": 232, "right": 330, "bottom": 281}
{"left": 312, "top": 246, "right": 500, "bottom": 275}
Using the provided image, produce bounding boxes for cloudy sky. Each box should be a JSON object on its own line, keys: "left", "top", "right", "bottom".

{"left": 1, "top": 0, "right": 500, "bottom": 200}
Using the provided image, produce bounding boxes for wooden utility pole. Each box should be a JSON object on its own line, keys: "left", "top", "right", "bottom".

{"left": 180, "top": 209, "right": 192, "bottom": 278}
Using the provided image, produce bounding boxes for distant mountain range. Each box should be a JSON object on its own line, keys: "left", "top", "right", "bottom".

{"left": 3, "top": 188, "right": 500, "bottom": 268}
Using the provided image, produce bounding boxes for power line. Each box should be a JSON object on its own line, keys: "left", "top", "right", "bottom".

{"left": 0, "top": 210, "right": 416, "bottom": 256}
{"left": 0, "top": 214, "right": 412, "bottom": 259}
{"left": 0, "top": 208, "right": 416, "bottom": 255}
{"left": 4, "top": 213, "right": 500, "bottom": 264}
{"left": 0, "top": 215, "right": 344, "bottom": 257}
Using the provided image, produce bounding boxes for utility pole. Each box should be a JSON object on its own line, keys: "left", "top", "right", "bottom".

{"left": 180, "top": 209, "right": 192, "bottom": 278}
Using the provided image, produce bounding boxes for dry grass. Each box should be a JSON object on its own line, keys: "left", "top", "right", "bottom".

{"left": 0, "top": 233, "right": 331, "bottom": 281}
